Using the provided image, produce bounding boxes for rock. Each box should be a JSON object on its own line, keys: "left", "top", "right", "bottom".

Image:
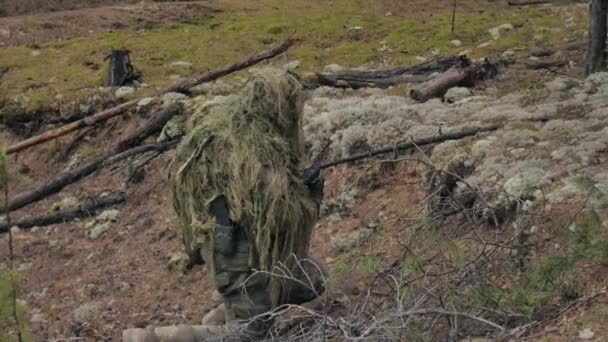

{"left": 579, "top": 328, "right": 595, "bottom": 340}
{"left": 157, "top": 117, "right": 184, "bottom": 143}
{"left": 169, "top": 61, "right": 192, "bottom": 68}
{"left": 167, "top": 253, "right": 189, "bottom": 273}
{"left": 477, "top": 41, "right": 491, "bottom": 48}
{"left": 431, "top": 48, "right": 441, "bottom": 56}
{"left": 500, "top": 49, "right": 516, "bottom": 65}
{"left": 88, "top": 222, "right": 112, "bottom": 239}
{"left": 115, "top": 86, "right": 135, "bottom": 98}
{"left": 488, "top": 23, "right": 514, "bottom": 40}
{"left": 31, "top": 50, "right": 41, "bottom": 57}
{"left": 161, "top": 92, "right": 187, "bottom": 106}
{"left": 459, "top": 49, "right": 472, "bottom": 56}
{"left": 346, "top": 26, "right": 364, "bottom": 41}
{"left": 136, "top": 97, "right": 155, "bottom": 110}
{"left": 503, "top": 167, "right": 549, "bottom": 199}
{"left": 134, "top": 216, "right": 154, "bottom": 231}
{"left": 30, "top": 226, "right": 41, "bottom": 233}
{"left": 444, "top": 87, "right": 473, "bottom": 103}
{"left": 201, "top": 304, "right": 226, "bottom": 325}
{"left": 323, "top": 64, "right": 344, "bottom": 73}
{"left": 51, "top": 196, "right": 79, "bottom": 211}
{"left": 10, "top": 226, "right": 20, "bottom": 234}
{"left": 450, "top": 39, "right": 462, "bottom": 47}
{"left": 414, "top": 56, "right": 428, "bottom": 62}
{"left": 545, "top": 77, "right": 573, "bottom": 94}
{"left": 283, "top": 60, "right": 301, "bottom": 71}
{"left": 18, "top": 262, "right": 32, "bottom": 272}
{"left": 73, "top": 303, "right": 99, "bottom": 323}
{"left": 97, "top": 209, "right": 120, "bottom": 222}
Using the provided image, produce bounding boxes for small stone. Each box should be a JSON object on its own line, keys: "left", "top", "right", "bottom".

{"left": 579, "top": 328, "right": 595, "bottom": 340}
{"left": 477, "top": 41, "right": 491, "bottom": 48}
{"left": 97, "top": 209, "right": 120, "bottom": 222}
{"left": 528, "top": 56, "right": 540, "bottom": 62}
{"left": 115, "top": 86, "right": 135, "bottom": 98}
{"left": 30, "top": 226, "right": 41, "bottom": 233}
{"left": 136, "top": 97, "right": 155, "bottom": 109}
{"left": 10, "top": 226, "right": 20, "bottom": 234}
{"left": 449, "top": 39, "right": 462, "bottom": 47}
{"left": 431, "top": 48, "right": 441, "bottom": 56}
{"left": 414, "top": 56, "right": 427, "bottom": 62}
{"left": 169, "top": 61, "right": 193, "bottom": 68}
{"left": 18, "top": 262, "right": 32, "bottom": 272}
{"left": 500, "top": 49, "right": 516, "bottom": 65}
{"left": 323, "top": 64, "right": 344, "bottom": 73}
{"left": 488, "top": 23, "right": 514, "bottom": 40}
{"left": 31, "top": 50, "right": 41, "bottom": 57}
{"left": 88, "top": 222, "right": 112, "bottom": 239}
{"left": 283, "top": 60, "right": 301, "bottom": 71}
{"left": 73, "top": 303, "right": 99, "bottom": 323}
{"left": 444, "top": 87, "right": 473, "bottom": 103}
{"left": 161, "top": 92, "right": 187, "bottom": 106}
{"left": 458, "top": 49, "right": 471, "bottom": 56}
{"left": 167, "top": 253, "right": 189, "bottom": 273}
{"left": 51, "top": 196, "right": 79, "bottom": 211}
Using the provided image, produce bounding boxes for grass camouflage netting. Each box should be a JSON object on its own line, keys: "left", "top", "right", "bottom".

{"left": 168, "top": 68, "right": 319, "bottom": 300}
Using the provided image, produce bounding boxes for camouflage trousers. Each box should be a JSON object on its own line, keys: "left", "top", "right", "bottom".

{"left": 202, "top": 225, "right": 326, "bottom": 339}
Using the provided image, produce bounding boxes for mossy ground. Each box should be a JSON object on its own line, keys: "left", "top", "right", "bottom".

{"left": 0, "top": 0, "right": 588, "bottom": 113}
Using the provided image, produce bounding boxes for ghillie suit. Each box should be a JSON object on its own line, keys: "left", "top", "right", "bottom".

{"left": 103, "top": 49, "right": 139, "bottom": 87}
{"left": 167, "top": 68, "right": 325, "bottom": 339}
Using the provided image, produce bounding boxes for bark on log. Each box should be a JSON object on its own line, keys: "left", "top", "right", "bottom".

{"left": 309, "top": 56, "right": 462, "bottom": 89}
{"left": 526, "top": 60, "right": 569, "bottom": 70}
{"left": 114, "top": 103, "right": 181, "bottom": 152}
{"left": 508, "top": 0, "right": 550, "bottom": 6}
{"left": 410, "top": 58, "right": 498, "bottom": 102}
{"left": 0, "top": 193, "right": 126, "bottom": 233}
{"left": 6, "top": 140, "right": 179, "bottom": 212}
{"left": 586, "top": 0, "right": 608, "bottom": 75}
{"left": 6, "top": 40, "right": 293, "bottom": 155}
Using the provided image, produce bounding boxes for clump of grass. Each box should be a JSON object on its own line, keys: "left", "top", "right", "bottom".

{"left": 358, "top": 255, "right": 381, "bottom": 273}
{"left": 0, "top": 273, "right": 31, "bottom": 342}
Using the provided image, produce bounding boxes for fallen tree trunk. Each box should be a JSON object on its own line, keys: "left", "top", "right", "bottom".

{"left": 319, "top": 123, "right": 502, "bottom": 169}
{"left": 6, "top": 139, "right": 179, "bottom": 212}
{"left": 508, "top": 0, "right": 550, "bottom": 6}
{"left": 526, "top": 59, "right": 569, "bottom": 70}
{"left": 0, "top": 193, "right": 126, "bottom": 233}
{"left": 6, "top": 40, "right": 293, "bottom": 155}
{"left": 114, "top": 103, "right": 181, "bottom": 152}
{"left": 410, "top": 58, "right": 498, "bottom": 102}
{"left": 308, "top": 56, "right": 462, "bottom": 89}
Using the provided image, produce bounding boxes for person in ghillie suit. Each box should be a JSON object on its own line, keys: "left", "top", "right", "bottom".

{"left": 123, "top": 68, "right": 326, "bottom": 341}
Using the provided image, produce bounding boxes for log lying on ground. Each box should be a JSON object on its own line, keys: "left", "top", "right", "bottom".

{"left": 307, "top": 56, "right": 462, "bottom": 89}
{"left": 526, "top": 59, "right": 569, "bottom": 70}
{"left": 6, "top": 40, "right": 293, "bottom": 155}
{"left": 508, "top": 0, "right": 550, "bottom": 6}
{"left": 410, "top": 58, "right": 498, "bottom": 102}
{"left": 6, "top": 139, "right": 179, "bottom": 212}
{"left": 0, "top": 193, "right": 126, "bottom": 233}
{"left": 114, "top": 103, "right": 181, "bottom": 152}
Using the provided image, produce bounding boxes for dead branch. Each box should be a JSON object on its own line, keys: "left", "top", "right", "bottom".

{"left": 307, "top": 56, "right": 462, "bottom": 89}
{"left": 508, "top": 0, "right": 550, "bottom": 6}
{"left": 410, "top": 58, "right": 498, "bottom": 102}
{"left": 0, "top": 193, "right": 126, "bottom": 233}
{"left": 6, "top": 139, "right": 178, "bottom": 212}
{"left": 526, "top": 59, "right": 569, "bottom": 70}
{"left": 6, "top": 40, "right": 293, "bottom": 155}
{"left": 319, "top": 123, "right": 502, "bottom": 169}
{"left": 114, "top": 103, "right": 181, "bottom": 152}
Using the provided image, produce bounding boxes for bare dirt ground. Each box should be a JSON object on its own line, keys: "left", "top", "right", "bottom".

{"left": 0, "top": 1, "right": 215, "bottom": 46}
